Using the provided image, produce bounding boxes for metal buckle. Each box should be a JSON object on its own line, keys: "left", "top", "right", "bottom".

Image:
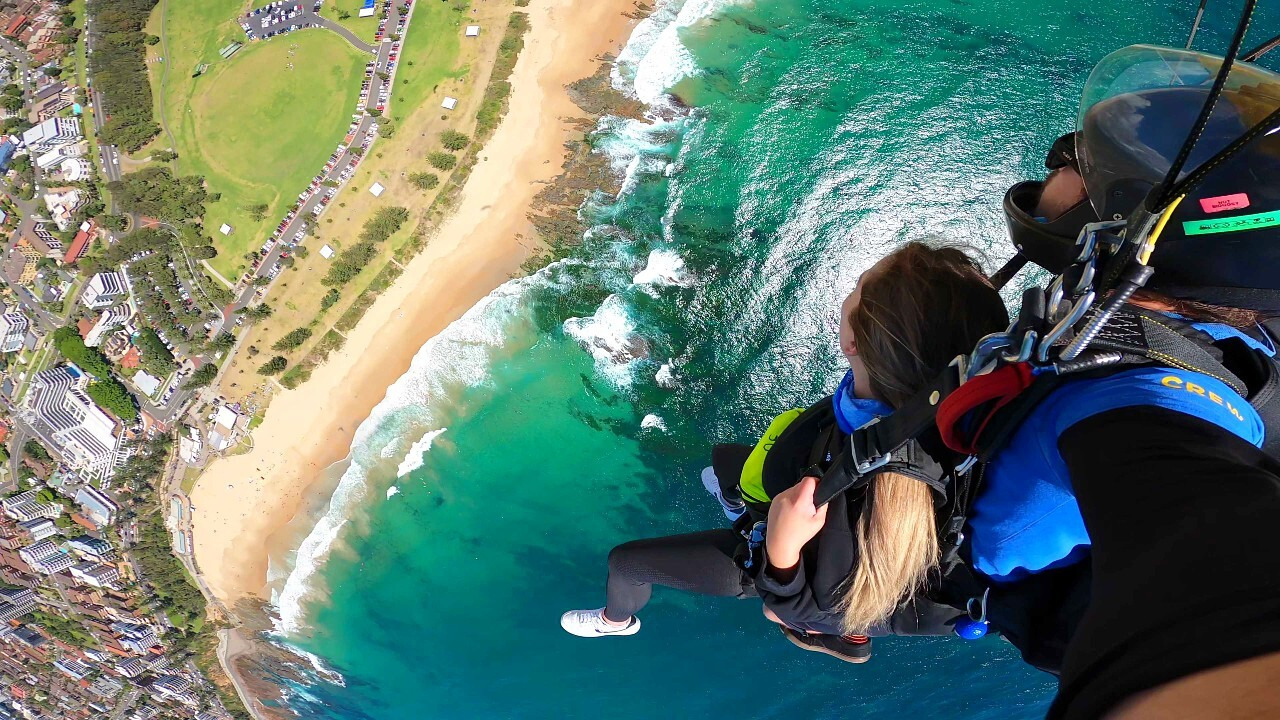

{"left": 1036, "top": 289, "right": 1096, "bottom": 363}
{"left": 848, "top": 417, "right": 892, "bottom": 476}
{"left": 966, "top": 333, "right": 1013, "bottom": 380}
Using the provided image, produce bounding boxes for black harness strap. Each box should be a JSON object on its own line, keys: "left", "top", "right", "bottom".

{"left": 812, "top": 363, "right": 963, "bottom": 507}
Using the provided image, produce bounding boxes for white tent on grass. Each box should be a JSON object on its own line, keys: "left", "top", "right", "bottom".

{"left": 441, "top": 96, "right": 458, "bottom": 110}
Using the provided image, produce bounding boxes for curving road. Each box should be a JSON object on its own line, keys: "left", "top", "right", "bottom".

{"left": 313, "top": 15, "right": 376, "bottom": 53}
{"left": 247, "top": 6, "right": 375, "bottom": 54}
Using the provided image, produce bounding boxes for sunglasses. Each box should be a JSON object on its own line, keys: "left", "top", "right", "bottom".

{"left": 1045, "top": 132, "right": 1080, "bottom": 173}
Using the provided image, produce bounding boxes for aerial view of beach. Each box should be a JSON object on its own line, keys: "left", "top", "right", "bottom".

{"left": 0, "top": 0, "right": 1276, "bottom": 717}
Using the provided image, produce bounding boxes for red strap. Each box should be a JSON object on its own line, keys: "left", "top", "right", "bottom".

{"left": 937, "top": 363, "right": 1035, "bottom": 454}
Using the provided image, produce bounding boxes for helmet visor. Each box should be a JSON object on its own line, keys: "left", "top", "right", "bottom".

{"left": 1076, "top": 44, "right": 1280, "bottom": 221}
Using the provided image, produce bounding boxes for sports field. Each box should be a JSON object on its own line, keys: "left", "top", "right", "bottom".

{"left": 151, "top": 0, "right": 367, "bottom": 280}
{"left": 319, "top": 0, "right": 380, "bottom": 45}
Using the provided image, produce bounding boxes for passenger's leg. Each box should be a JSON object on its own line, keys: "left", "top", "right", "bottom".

{"left": 603, "top": 529, "right": 748, "bottom": 623}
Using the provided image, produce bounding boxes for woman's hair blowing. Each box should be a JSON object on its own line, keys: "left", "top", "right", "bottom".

{"left": 837, "top": 242, "right": 1009, "bottom": 634}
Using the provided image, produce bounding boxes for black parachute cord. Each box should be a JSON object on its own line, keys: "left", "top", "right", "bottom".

{"left": 1163, "top": 102, "right": 1280, "bottom": 201}
{"left": 1187, "top": 0, "right": 1210, "bottom": 49}
{"left": 1243, "top": 32, "right": 1280, "bottom": 61}
{"left": 1150, "top": 0, "right": 1258, "bottom": 212}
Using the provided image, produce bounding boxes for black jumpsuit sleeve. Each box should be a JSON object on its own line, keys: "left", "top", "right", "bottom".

{"left": 1048, "top": 406, "right": 1280, "bottom": 719}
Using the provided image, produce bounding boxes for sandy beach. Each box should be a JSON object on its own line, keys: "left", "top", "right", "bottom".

{"left": 191, "top": 0, "right": 642, "bottom": 604}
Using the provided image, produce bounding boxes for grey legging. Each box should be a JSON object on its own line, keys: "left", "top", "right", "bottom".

{"left": 603, "top": 529, "right": 752, "bottom": 623}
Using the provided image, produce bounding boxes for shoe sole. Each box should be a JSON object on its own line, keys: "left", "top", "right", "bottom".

{"left": 779, "top": 626, "right": 870, "bottom": 664}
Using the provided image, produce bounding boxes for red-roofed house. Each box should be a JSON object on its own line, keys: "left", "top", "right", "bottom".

{"left": 9, "top": 684, "right": 26, "bottom": 700}
{"left": 62, "top": 222, "right": 94, "bottom": 265}
{"left": 76, "top": 317, "right": 93, "bottom": 339}
{"left": 119, "top": 347, "right": 140, "bottom": 369}
{"left": 3, "top": 16, "right": 27, "bottom": 38}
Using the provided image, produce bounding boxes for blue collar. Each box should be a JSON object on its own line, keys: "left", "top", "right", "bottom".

{"left": 1188, "top": 320, "right": 1277, "bottom": 357}
{"left": 833, "top": 370, "right": 893, "bottom": 433}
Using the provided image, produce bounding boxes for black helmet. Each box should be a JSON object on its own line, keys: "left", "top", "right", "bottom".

{"left": 1076, "top": 45, "right": 1280, "bottom": 311}
{"left": 1001, "top": 132, "right": 1102, "bottom": 275}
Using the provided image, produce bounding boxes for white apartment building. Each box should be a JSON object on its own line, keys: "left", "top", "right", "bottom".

{"left": 81, "top": 271, "right": 127, "bottom": 309}
{"left": 20, "top": 116, "right": 81, "bottom": 153}
{"left": 27, "top": 366, "right": 122, "bottom": 481}
{"left": 0, "top": 311, "right": 27, "bottom": 352}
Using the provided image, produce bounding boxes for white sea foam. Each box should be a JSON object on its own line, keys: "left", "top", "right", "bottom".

{"left": 655, "top": 362, "right": 675, "bottom": 388}
{"left": 632, "top": 249, "right": 688, "bottom": 287}
{"left": 613, "top": 0, "right": 747, "bottom": 105}
{"left": 395, "top": 428, "right": 448, "bottom": 478}
{"left": 386, "top": 486, "right": 400, "bottom": 499}
{"left": 641, "top": 413, "right": 667, "bottom": 431}
{"left": 276, "top": 264, "right": 570, "bottom": 635}
{"left": 563, "top": 294, "right": 646, "bottom": 385}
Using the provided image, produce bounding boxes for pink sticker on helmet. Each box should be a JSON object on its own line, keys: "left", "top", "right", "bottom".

{"left": 1199, "top": 193, "right": 1250, "bottom": 213}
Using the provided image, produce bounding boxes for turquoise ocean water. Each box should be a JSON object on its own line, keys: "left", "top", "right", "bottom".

{"left": 262, "top": 1, "right": 1279, "bottom": 717}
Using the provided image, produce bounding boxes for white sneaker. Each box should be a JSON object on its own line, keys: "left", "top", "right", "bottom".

{"left": 560, "top": 608, "right": 640, "bottom": 637}
{"left": 701, "top": 466, "right": 746, "bottom": 522}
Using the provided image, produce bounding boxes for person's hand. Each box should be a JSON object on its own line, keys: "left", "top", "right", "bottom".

{"left": 765, "top": 476, "right": 828, "bottom": 571}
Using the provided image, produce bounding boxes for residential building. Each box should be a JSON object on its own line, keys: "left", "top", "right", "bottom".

{"left": 69, "top": 562, "right": 117, "bottom": 589}
{"left": 3, "top": 501, "right": 60, "bottom": 523}
{"left": 15, "top": 519, "right": 55, "bottom": 542}
{"left": 52, "top": 658, "right": 91, "bottom": 680}
{"left": 73, "top": 486, "right": 117, "bottom": 528}
{"left": 0, "top": 491, "right": 35, "bottom": 513}
{"left": 0, "top": 589, "right": 36, "bottom": 624}
{"left": 20, "top": 117, "right": 80, "bottom": 153}
{"left": 29, "top": 552, "right": 71, "bottom": 574}
{"left": 41, "top": 187, "right": 83, "bottom": 232}
{"left": 0, "top": 243, "right": 38, "bottom": 286}
{"left": 16, "top": 539, "right": 57, "bottom": 564}
{"left": 111, "top": 623, "right": 159, "bottom": 655}
{"left": 29, "top": 82, "right": 71, "bottom": 121}
{"left": 82, "top": 305, "right": 130, "bottom": 348}
{"left": 0, "top": 312, "right": 27, "bottom": 353}
{"left": 58, "top": 156, "right": 91, "bottom": 181}
{"left": 18, "top": 218, "right": 61, "bottom": 257}
{"left": 61, "top": 220, "right": 93, "bottom": 264}
{"left": 67, "top": 536, "right": 115, "bottom": 563}
{"left": 27, "top": 367, "right": 122, "bottom": 481}
{"left": 115, "top": 657, "right": 146, "bottom": 678}
{"left": 132, "top": 371, "right": 160, "bottom": 398}
{"left": 0, "top": 138, "right": 15, "bottom": 172}
{"left": 80, "top": 271, "right": 125, "bottom": 309}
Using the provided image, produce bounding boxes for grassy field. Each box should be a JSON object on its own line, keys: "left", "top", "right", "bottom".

{"left": 148, "top": 0, "right": 367, "bottom": 279}
{"left": 216, "top": 1, "right": 516, "bottom": 399}
{"left": 319, "top": 0, "right": 380, "bottom": 44}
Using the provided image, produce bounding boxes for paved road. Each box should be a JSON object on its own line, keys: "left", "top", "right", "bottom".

{"left": 13, "top": 285, "right": 63, "bottom": 333}
{"left": 0, "top": 35, "right": 33, "bottom": 108}
{"left": 82, "top": 11, "right": 125, "bottom": 207}
{"left": 219, "top": 0, "right": 409, "bottom": 330}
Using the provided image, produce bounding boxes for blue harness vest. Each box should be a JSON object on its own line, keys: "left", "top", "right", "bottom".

{"left": 966, "top": 321, "right": 1274, "bottom": 582}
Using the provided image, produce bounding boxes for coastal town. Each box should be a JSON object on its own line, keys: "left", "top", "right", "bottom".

{"left": 0, "top": 0, "right": 604, "bottom": 711}
{"left": 0, "top": 0, "right": 470, "bottom": 713}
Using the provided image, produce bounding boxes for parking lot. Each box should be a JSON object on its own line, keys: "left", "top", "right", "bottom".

{"left": 241, "top": 1, "right": 317, "bottom": 41}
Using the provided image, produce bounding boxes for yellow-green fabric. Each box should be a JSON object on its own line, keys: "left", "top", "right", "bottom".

{"left": 738, "top": 408, "right": 805, "bottom": 504}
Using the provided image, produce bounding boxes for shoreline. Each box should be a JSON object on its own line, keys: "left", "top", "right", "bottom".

{"left": 190, "top": 0, "right": 643, "bottom": 607}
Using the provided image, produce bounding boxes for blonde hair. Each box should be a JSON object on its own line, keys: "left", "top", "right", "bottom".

{"left": 836, "top": 472, "right": 939, "bottom": 635}
{"left": 834, "top": 242, "right": 1003, "bottom": 633}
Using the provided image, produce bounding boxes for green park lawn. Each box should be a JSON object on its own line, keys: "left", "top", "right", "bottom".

{"left": 319, "top": 0, "right": 380, "bottom": 45}
{"left": 384, "top": 0, "right": 468, "bottom": 123}
{"left": 150, "top": 0, "right": 367, "bottom": 280}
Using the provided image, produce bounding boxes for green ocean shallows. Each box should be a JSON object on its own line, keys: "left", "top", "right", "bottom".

{"left": 268, "top": 1, "right": 1278, "bottom": 717}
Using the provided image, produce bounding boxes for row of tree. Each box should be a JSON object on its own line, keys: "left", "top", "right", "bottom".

{"left": 88, "top": 0, "right": 161, "bottom": 152}
{"left": 322, "top": 206, "right": 409, "bottom": 287}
